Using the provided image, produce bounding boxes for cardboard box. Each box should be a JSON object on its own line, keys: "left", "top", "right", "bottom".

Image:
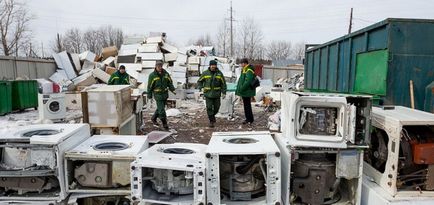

{"left": 138, "top": 44, "right": 159, "bottom": 53}
{"left": 105, "top": 66, "right": 117, "bottom": 75}
{"left": 87, "top": 85, "right": 132, "bottom": 127}
{"left": 101, "top": 46, "right": 118, "bottom": 60}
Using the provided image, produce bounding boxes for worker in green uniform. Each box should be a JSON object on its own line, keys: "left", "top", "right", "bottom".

{"left": 108, "top": 65, "right": 130, "bottom": 85}
{"left": 198, "top": 60, "right": 227, "bottom": 128}
{"left": 147, "top": 61, "right": 176, "bottom": 130}
{"left": 236, "top": 58, "right": 255, "bottom": 125}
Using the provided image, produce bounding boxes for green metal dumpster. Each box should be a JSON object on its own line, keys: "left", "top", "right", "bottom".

{"left": 305, "top": 18, "right": 434, "bottom": 112}
{"left": 11, "top": 80, "right": 38, "bottom": 111}
{"left": 0, "top": 81, "right": 12, "bottom": 115}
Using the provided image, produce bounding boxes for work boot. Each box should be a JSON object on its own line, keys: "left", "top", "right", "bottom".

{"left": 209, "top": 121, "right": 215, "bottom": 128}
{"left": 161, "top": 118, "right": 169, "bottom": 131}
{"left": 151, "top": 114, "right": 159, "bottom": 127}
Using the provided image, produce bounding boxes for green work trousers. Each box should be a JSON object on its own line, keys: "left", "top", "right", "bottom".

{"left": 205, "top": 97, "right": 221, "bottom": 122}
{"left": 154, "top": 99, "right": 167, "bottom": 120}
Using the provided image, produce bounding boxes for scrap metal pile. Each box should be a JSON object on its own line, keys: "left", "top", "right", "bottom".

{"left": 48, "top": 32, "right": 236, "bottom": 98}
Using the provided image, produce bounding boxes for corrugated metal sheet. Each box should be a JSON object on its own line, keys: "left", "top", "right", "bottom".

{"left": 262, "top": 65, "right": 304, "bottom": 84}
{"left": 0, "top": 56, "right": 56, "bottom": 80}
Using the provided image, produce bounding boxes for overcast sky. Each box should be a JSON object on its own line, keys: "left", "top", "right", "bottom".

{"left": 27, "top": 0, "right": 434, "bottom": 55}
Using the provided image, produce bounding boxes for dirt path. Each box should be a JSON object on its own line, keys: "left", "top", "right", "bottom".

{"left": 140, "top": 99, "right": 273, "bottom": 144}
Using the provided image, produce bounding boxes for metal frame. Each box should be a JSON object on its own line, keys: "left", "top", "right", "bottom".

{"left": 280, "top": 91, "right": 371, "bottom": 149}
{"left": 275, "top": 133, "right": 363, "bottom": 205}
{"left": 131, "top": 143, "right": 207, "bottom": 205}
{"left": 64, "top": 135, "right": 148, "bottom": 195}
{"left": 206, "top": 131, "right": 281, "bottom": 205}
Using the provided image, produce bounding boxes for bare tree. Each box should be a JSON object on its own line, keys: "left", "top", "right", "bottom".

{"left": 63, "top": 28, "right": 83, "bottom": 53}
{"left": 292, "top": 41, "right": 306, "bottom": 60}
{"left": 266, "top": 40, "right": 292, "bottom": 60}
{"left": 188, "top": 33, "right": 213, "bottom": 47}
{"left": 49, "top": 33, "right": 64, "bottom": 53}
{"left": 238, "top": 17, "right": 263, "bottom": 60}
{"left": 51, "top": 25, "right": 124, "bottom": 54}
{"left": 0, "top": 0, "right": 33, "bottom": 56}
{"left": 83, "top": 28, "right": 101, "bottom": 53}
{"left": 215, "top": 20, "right": 230, "bottom": 57}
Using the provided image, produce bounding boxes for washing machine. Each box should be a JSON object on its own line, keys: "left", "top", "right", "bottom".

{"left": 64, "top": 135, "right": 148, "bottom": 196}
{"left": 0, "top": 124, "right": 91, "bottom": 202}
{"left": 280, "top": 91, "right": 372, "bottom": 149}
{"left": 364, "top": 106, "right": 434, "bottom": 198}
{"left": 275, "top": 133, "right": 363, "bottom": 205}
{"left": 130, "top": 143, "right": 207, "bottom": 205}
{"left": 206, "top": 131, "right": 281, "bottom": 205}
{"left": 38, "top": 93, "right": 66, "bottom": 122}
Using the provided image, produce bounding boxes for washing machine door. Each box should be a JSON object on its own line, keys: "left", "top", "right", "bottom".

{"left": 47, "top": 99, "right": 61, "bottom": 114}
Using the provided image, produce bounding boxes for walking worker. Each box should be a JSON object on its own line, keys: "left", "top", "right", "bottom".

{"left": 108, "top": 65, "right": 130, "bottom": 85}
{"left": 198, "top": 60, "right": 227, "bottom": 128}
{"left": 147, "top": 61, "right": 176, "bottom": 130}
{"left": 235, "top": 58, "right": 256, "bottom": 125}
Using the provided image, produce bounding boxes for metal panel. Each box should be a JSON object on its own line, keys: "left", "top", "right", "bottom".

{"left": 0, "top": 56, "right": 56, "bottom": 80}
{"left": 327, "top": 44, "right": 338, "bottom": 91}
{"left": 313, "top": 50, "right": 320, "bottom": 89}
{"left": 319, "top": 47, "right": 328, "bottom": 90}
{"left": 354, "top": 50, "right": 388, "bottom": 95}
{"left": 386, "top": 55, "right": 434, "bottom": 110}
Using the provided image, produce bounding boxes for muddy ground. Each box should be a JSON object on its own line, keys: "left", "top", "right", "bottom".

{"left": 140, "top": 99, "right": 273, "bottom": 144}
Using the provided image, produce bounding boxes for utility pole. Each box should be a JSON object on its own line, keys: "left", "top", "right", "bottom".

{"left": 348, "top": 7, "right": 353, "bottom": 34}
{"left": 41, "top": 41, "right": 44, "bottom": 58}
{"left": 229, "top": 1, "right": 234, "bottom": 57}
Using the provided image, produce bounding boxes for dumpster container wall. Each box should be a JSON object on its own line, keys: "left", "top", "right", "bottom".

{"left": 11, "top": 80, "right": 38, "bottom": 110}
{"left": 305, "top": 18, "right": 434, "bottom": 112}
{"left": 0, "top": 81, "right": 12, "bottom": 115}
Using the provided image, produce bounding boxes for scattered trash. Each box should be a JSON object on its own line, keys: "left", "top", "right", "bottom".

{"left": 166, "top": 108, "right": 182, "bottom": 117}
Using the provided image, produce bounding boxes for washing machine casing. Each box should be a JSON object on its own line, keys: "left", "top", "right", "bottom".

{"left": 206, "top": 131, "right": 281, "bottom": 205}
{"left": 280, "top": 91, "right": 371, "bottom": 149}
{"left": 363, "top": 106, "right": 434, "bottom": 198}
{"left": 0, "top": 124, "right": 91, "bottom": 202}
{"left": 275, "top": 133, "right": 363, "bottom": 205}
{"left": 131, "top": 143, "right": 207, "bottom": 205}
{"left": 38, "top": 93, "right": 66, "bottom": 121}
{"left": 64, "top": 135, "right": 149, "bottom": 195}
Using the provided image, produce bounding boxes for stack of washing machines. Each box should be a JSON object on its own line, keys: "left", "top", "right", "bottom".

{"left": 275, "top": 91, "right": 372, "bottom": 205}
